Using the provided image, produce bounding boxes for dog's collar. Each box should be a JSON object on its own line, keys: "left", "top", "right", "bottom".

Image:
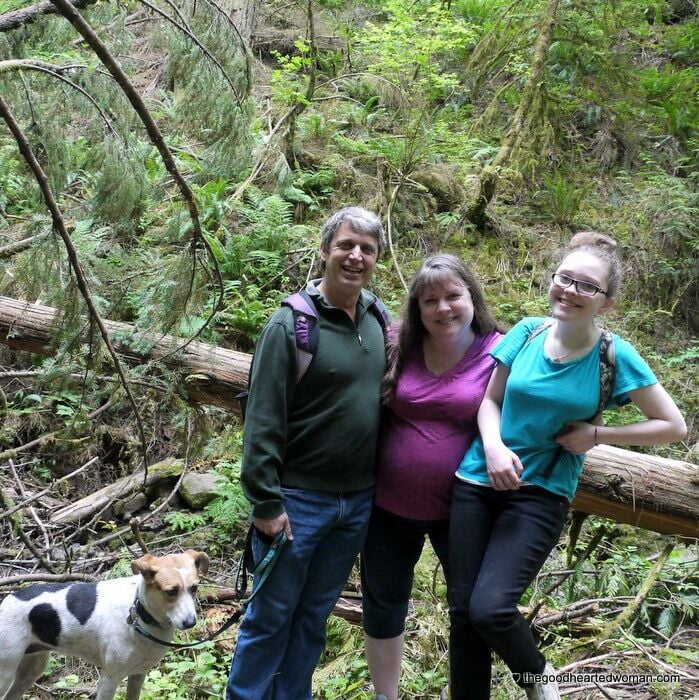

{"left": 127, "top": 595, "right": 163, "bottom": 629}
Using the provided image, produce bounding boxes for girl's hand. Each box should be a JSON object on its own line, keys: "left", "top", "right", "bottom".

{"left": 555, "top": 421, "right": 596, "bottom": 454}
{"left": 485, "top": 443, "right": 524, "bottom": 490}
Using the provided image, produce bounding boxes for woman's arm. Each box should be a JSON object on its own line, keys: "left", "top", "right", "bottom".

{"left": 555, "top": 383, "right": 687, "bottom": 454}
{"left": 478, "top": 363, "right": 524, "bottom": 490}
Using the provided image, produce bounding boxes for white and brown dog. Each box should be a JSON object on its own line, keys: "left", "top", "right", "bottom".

{"left": 0, "top": 549, "right": 209, "bottom": 700}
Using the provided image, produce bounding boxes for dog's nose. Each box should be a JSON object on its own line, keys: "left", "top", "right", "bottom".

{"left": 181, "top": 615, "right": 196, "bottom": 629}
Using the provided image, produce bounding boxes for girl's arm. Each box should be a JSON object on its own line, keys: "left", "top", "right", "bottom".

{"left": 478, "top": 363, "right": 524, "bottom": 490}
{"left": 555, "top": 383, "right": 687, "bottom": 454}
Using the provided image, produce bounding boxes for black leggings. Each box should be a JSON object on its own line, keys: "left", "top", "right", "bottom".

{"left": 448, "top": 480, "right": 569, "bottom": 699}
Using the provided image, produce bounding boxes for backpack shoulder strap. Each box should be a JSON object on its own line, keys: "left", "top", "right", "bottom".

{"left": 596, "top": 329, "right": 616, "bottom": 415}
{"left": 524, "top": 318, "right": 554, "bottom": 345}
{"left": 367, "top": 296, "right": 390, "bottom": 338}
{"left": 282, "top": 289, "right": 320, "bottom": 384}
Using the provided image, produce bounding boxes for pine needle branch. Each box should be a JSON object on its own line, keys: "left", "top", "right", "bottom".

{"left": 47, "top": 0, "right": 224, "bottom": 336}
{"left": 0, "top": 95, "right": 149, "bottom": 476}
{"left": 136, "top": 0, "right": 245, "bottom": 109}
{"left": 0, "top": 59, "right": 119, "bottom": 138}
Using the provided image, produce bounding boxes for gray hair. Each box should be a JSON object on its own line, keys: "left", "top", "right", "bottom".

{"left": 320, "top": 207, "right": 386, "bottom": 255}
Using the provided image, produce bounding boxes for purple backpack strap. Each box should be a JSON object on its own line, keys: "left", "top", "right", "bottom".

{"left": 282, "top": 290, "right": 320, "bottom": 383}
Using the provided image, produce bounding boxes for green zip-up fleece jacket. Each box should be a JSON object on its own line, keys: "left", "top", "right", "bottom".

{"left": 241, "top": 282, "right": 386, "bottom": 519}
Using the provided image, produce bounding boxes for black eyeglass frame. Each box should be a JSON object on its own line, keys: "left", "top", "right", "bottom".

{"left": 551, "top": 273, "right": 609, "bottom": 297}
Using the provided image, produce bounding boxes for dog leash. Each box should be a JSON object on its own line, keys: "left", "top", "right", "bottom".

{"left": 128, "top": 529, "right": 287, "bottom": 649}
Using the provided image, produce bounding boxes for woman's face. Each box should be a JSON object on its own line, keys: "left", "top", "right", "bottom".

{"left": 549, "top": 251, "right": 611, "bottom": 322}
{"left": 418, "top": 275, "right": 475, "bottom": 343}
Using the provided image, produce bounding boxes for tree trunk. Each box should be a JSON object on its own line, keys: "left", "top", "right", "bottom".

{"left": 0, "top": 295, "right": 250, "bottom": 412}
{"left": 231, "top": 0, "right": 258, "bottom": 45}
{"left": 0, "top": 295, "right": 696, "bottom": 537}
{"left": 573, "top": 445, "right": 697, "bottom": 538}
{"left": 466, "top": 0, "right": 559, "bottom": 227}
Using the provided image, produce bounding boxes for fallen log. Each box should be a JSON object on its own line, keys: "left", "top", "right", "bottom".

{"left": 50, "top": 458, "right": 183, "bottom": 524}
{"left": 573, "top": 446, "right": 698, "bottom": 538}
{"left": 0, "top": 295, "right": 250, "bottom": 411}
{"left": 0, "top": 295, "right": 697, "bottom": 537}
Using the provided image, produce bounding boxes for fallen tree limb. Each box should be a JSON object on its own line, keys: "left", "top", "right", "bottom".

{"left": 0, "top": 295, "right": 697, "bottom": 537}
{"left": 0, "top": 295, "right": 250, "bottom": 411}
{"left": 50, "top": 458, "right": 183, "bottom": 525}
{"left": 0, "top": 0, "right": 98, "bottom": 33}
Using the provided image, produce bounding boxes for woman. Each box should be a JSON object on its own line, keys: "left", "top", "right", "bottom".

{"left": 361, "top": 254, "right": 503, "bottom": 700}
{"left": 448, "top": 232, "right": 687, "bottom": 700}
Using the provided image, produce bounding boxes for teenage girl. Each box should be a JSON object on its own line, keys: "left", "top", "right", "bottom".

{"left": 448, "top": 232, "right": 687, "bottom": 700}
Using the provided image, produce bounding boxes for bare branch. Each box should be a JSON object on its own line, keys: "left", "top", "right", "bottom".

{"left": 0, "top": 0, "right": 98, "bottom": 33}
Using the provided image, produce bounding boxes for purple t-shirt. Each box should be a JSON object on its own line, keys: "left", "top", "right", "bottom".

{"left": 375, "top": 330, "right": 502, "bottom": 520}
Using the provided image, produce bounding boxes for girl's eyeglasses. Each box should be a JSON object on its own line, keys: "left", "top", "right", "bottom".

{"left": 551, "top": 273, "right": 608, "bottom": 297}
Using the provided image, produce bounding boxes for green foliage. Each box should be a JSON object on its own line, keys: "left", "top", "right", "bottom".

{"left": 355, "top": 0, "right": 477, "bottom": 102}
{"left": 140, "top": 643, "right": 228, "bottom": 699}
{"left": 537, "top": 172, "right": 591, "bottom": 226}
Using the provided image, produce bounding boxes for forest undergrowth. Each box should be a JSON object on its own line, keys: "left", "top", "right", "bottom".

{"left": 0, "top": 0, "right": 697, "bottom": 697}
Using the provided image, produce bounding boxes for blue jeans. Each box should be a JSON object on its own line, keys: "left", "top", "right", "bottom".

{"left": 448, "top": 480, "right": 569, "bottom": 700}
{"left": 226, "top": 486, "right": 373, "bottom": 700}
{"left": 361, "top": 506, "right": 449, "bottom": 639}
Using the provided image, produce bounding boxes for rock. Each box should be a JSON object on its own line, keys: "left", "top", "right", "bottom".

{"left": 179, "top": 471, "right": 226, "bottom": 510}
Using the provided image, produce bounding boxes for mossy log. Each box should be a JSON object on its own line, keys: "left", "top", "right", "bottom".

{"left": 0, "top": 295, "right": 250, "bottom": 412}
{"left": 50, "top": 458, "right": 183, "bottom": 525}
{"left": 0, "top": 295, "right": 697, "bottom": 538}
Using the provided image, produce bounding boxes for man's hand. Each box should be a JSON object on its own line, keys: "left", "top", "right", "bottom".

{"left": 253, "top": 512, "right": 294, "bottom": 541}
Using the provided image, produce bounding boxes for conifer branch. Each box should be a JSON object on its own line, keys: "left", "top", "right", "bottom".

{"left": 47, "top": 0, "right": 224, "bottom": 336}
{"left": 136, "top": 0, "right": 245, "bottom": 109}
{"left": 0, "top": 95, "right": 149, "bottom": 475}
{"left": 0, "top": 59, "right": 118, "bottom": 137}
{"left": 199, "top": 0, "right": 252, "bottom": 91}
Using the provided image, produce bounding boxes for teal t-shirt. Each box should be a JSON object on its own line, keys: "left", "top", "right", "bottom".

{"left": 456, "top": 317, "right": 657, "bottom": 500}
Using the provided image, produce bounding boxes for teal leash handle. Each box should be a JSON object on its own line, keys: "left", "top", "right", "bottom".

{"left": 239, "top": 530, "right": 288, "bottom": 612}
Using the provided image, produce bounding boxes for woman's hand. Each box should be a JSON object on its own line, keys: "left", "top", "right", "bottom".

{"left": 555, "top": 421, "right": 596, "bottom": 454}
{"left": 485, "top": 443, "right": 523, "bottom": 490}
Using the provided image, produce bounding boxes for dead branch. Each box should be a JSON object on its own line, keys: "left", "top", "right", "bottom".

{"left": 0, "top": 572, "right": 98, "bottom": 588}
{"left": 0, "top": 0, "right": 98, "bottom": 33}
{"left": 51, "top": 458, "right": 184, "bottom": 524}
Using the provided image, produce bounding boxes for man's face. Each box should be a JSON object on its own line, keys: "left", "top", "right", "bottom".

{"left": 320, "top": 222, "right": 379, "bottom": 298}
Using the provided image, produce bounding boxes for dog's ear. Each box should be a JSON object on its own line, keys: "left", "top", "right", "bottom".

{"left": 131, "top": 554, "right": 159, "bottom": 580}
{"left": 185, "top": 550, "right": 210, "bottom": 576}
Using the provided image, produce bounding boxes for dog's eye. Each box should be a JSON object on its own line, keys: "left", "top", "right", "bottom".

{"left": 165, "top": 587, "right": 179, "bottom": 598}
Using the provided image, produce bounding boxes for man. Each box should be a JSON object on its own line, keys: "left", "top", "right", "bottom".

{"left": 226, "top": 207, "right": 388, "bottom": 700}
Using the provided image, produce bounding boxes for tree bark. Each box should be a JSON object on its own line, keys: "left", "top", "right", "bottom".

{"left": 50, "top": 458, "right": 183, "bottom": 524}
{"left": 0, "top": 295, "right": 250, "bottom": 412}
{"left": 0, "top": 0, "right": 98, "bottom": 33}
{"left": 0, "top": 295, "right": 696, "bottom": 537}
